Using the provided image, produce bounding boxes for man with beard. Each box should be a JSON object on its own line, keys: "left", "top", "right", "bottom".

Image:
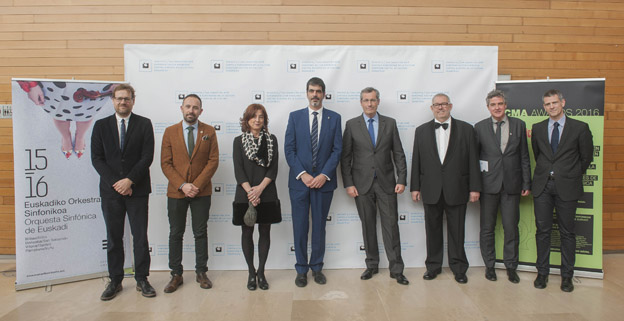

{"left": 284, "top": 77, "right": 342, "bottom": 287}
{"left": 91, "top": 83, "right": 155, "bottom": 300}
{"left": 161, "top": 94, "right": 219, "bottom": 293}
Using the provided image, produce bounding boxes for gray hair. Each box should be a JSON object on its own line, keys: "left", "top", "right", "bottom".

{"left": 431, "top": 93, "right": 451, "bottom": 104}
{"left": 486, "top": 90, "right": 506, "bottom": 105}
{"left": 543, "top": 89, "right": 564, "bottom": 103}
{"left": 360, "top": 87, "right": 380, "bottom": 100}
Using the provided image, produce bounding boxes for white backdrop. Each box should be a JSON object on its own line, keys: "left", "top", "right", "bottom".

{"left": 125, "top": 45, "right": 497, "bottom": 271}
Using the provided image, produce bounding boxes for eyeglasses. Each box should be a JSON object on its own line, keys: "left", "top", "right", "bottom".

{"left": 361, "top": 99, "right": 378, "bottom": 103}
{"left": 114, "top": 97, "right": 133, "bottom": 102}
{"left": 432, "top": 102, "right": 451, "bottom": 108}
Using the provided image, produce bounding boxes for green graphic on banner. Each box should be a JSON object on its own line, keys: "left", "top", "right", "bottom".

{"left": 495, "top": 79, "right": 604, "bottom": 275}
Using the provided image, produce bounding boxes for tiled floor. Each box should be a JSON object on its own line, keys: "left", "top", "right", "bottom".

{"left": 1, "top": 254, "right": 623, "bottom": 320}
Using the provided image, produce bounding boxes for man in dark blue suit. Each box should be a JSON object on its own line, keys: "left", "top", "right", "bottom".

{"left": 91, "top": 84, "right": 155, "bottom": 300}
{"left": 284, "top": 77, "right": 342, "bottom": 287}
{"left": 531, "top": 89, "right": 593, "bottom": 292}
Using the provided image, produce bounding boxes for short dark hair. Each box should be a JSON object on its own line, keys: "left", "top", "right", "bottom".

{"left": 113, "top": 83, "right": 135, "bottom": 99}
{"left": 543, "top": 89, "right": 564, "bottom": 102}
{"left": 306, "top": 77, "right": 325, "bottom": 93}
{"left": 486, "top": 89, "right": 506, "bottom": 105}
{"left": 240, "top": 104, "right": 269, "bottom": 132}
{"left": 182, "top": 93, "right": 202, "bottom": 108}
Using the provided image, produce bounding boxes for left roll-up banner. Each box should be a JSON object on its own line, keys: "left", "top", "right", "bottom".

{"left": 12, "top": 79, "right": 130, "bottom": 290}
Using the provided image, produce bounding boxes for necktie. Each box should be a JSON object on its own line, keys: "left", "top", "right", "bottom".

{"left": 311, "top": 111, "right": 319, "bottom": 169}
{"left": 187, "top": 126, "right": 195, "bottom": 158}
{"left": 551, "top": 122, "right": 559, "bottom": 154}
{"left": 120, "top": 119, "right": 126, "bottom": 152}
{"left": 368, "top": 118, "right": 376, "bottom": 148}
{"left": 434, "top": 122, "right": 448, "bottom": 130}
{"left": 495, "top": 121, "right": 503, "bottom": 150}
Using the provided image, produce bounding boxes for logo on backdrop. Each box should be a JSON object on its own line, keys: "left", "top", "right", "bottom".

{"left": 287, "top": 60, "right": 300, "bottom": 73}
{"left": 175, "top": 92, "right": 187, "bottom": 103}
{"left": 140, "top": 60, "right": 152, "bottom": 72}
{"left": 252, "top": 91, "right": 264, "bottom": 103}
{"left": 432, "top": 61, "right": 444, "bottom": 73}
{"left": 397, "top": 91, "right": 409, "bottom": 103}
{"left": 211, "top": 60, "right": 223, "bottom": 72}
{"left": 357, "top": 60, "right": 369, "bottom": 72}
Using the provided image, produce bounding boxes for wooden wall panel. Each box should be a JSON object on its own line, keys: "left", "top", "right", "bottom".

{"left": 1, "top": 0, "right": 623, "bottom": 254}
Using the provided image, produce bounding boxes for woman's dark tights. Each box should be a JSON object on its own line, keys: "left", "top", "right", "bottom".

{"left": 241, "top": 224, "right": 271, "bottom": 276}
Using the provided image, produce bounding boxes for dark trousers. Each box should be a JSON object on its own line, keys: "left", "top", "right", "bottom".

{"left": 354, "top": 179, "right": 404, "bottom": 274}
{"left": 289, "top": 187, "right": 334, "bottom": 274}
{"left": 534, "top": 180, "right": 577, "bottom": 277}
{"left": 423, "top": 192, "right": 469, "bottom": 275}
{"left": 167, "top": 196, "right": 211, "bottom": 275}
{"left": 479, "top": 188, "right": 520, "bottom": 269}
{"left": 101, "top": 195, "right": 150, "bottom": 283}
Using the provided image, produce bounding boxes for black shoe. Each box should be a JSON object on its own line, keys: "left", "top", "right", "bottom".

{"left": 507, "top": 269, "right": 520, "bottom": 284}
{"left": 295, "top": 273, "right": 308, "bottom": 287}
{"left": 136, "top": 280, "right": 156, "bottom": 298}
{"left": 561, "top": 277, "right": 574, "bottom": 292}
{"left": 454, "top": 273, "right": 468, "bottom": 284}
{"left": 312, "top": 270, "right": 327, "bottom": 285}
{"left": 423, "top": 269, "right": 441, "bottom": 280}
{"left": 390, "top": 273, "right": 409, "bottom": 285}
{"left": 100, "top": 282, "right": 122, "bottom": 301}
{"left": 360, "top": 268, "right": 379, "bottom": 280}
{"left": 247, "top": 273, "right": 257, "bottom": 291}
{"left": 485, "top": 267, "right": 497, "bottom": 281}
{"left": 257, "top": 272, "right": 269, "bottom": 290}
{"left": 534, "top": 274, "right": 548, "bottom": 289}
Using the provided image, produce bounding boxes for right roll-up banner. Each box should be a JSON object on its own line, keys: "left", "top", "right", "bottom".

{"left": 496, "top": 79, "right": 604, "bottom": 278}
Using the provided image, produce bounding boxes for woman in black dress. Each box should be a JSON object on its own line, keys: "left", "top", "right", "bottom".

{"left": 232, "top": 104, "right": 281, "bottom": 291}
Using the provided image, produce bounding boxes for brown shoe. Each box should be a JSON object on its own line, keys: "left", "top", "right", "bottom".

{"left": 164, "top": 275, "right": 183, "bottom": 293}
{"left": 196, "top": 272, "right": 212, "bottom": 289}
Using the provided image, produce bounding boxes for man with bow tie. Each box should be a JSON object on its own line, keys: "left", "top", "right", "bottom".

{"left": 410, "top": 93, "right": 482, "bottom": 284}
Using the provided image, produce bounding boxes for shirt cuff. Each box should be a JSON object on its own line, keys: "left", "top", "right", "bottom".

{"left": 296, "top": 171, "right": 306, "bottom": 180}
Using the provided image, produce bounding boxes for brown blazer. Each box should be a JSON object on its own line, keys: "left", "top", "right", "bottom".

{"left": 161, "top": 121, "right": 219, "bottom": 198}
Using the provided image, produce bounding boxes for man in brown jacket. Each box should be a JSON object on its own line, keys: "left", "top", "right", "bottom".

{"left": 161, "top": 94, "right": 219, "bottom": 293}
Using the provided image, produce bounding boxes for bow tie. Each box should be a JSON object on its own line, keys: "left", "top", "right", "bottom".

{"left": 435, "top": 122, "right": 449, "bottom": 130}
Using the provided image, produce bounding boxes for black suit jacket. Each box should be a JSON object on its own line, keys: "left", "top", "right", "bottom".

{"left": 531, "top": 116, "right": 593, "bottom": 201}
{"left": 475, "top": 116, "right": 531, "bottom": 194}
{"left": 410, "top": 118, "right": 482, "bottom": 205}
{"left": 91, "top": 113, "right": 155, "bottom": 198}
{"left": 341, "top": 113, "right": 407, "bottom": 194}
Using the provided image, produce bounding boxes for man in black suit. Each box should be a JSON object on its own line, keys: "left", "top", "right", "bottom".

{"left": 531, "top": 89, "right": 593, "bottom": 292}
{"left": 91, "top": 83, "right": 156, "bottom": 300}
{"left": 474, "top": 90, "right": 531, "bottom": 283}
{"left": 410, "top": 93, "right": 481, "bottom": 284}
{"left": 341, "top": 87, "right": 408, "bottom": 285}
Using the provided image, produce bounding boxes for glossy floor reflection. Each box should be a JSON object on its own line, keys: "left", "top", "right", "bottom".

{"left": 1, "top": 254, "right": 624, "bottom": 321}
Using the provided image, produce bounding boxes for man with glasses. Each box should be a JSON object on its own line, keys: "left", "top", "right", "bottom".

{"left": 91, "top": 83, "right": 156, "bottom": 300}
{"left": 341, "top": 87, "right": 409, "bottom": 285}
{"left": 531, "top": 89, "right": 593, "bottom": 292}
{"left": 474, "top": 90, "right": 531, "bottom": 284}
{"left": 410, "top": 93, "right": 481, "bottom": 284}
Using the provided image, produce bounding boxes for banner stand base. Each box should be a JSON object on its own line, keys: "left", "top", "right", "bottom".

{"left": 495, "top": 262, "right": 604, "bottom": 279}
{"left": 15, "top": 271, "right": 107, "bottom": 291}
